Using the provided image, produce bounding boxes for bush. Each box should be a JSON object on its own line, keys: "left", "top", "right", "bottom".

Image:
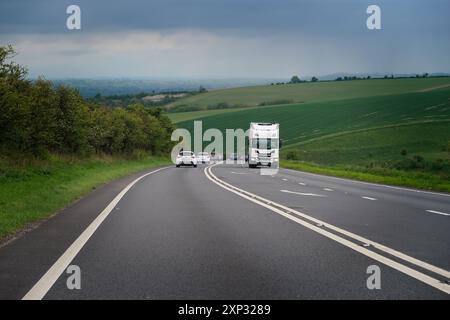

{"left": 207, "top": 102, "right": 229, "bottom": 110}
{"left": 167, "top": 104, "right": 202, "bottom": 113}
{"left": 258, "top": 99, "right": 294, "bottom": 106}
{"left": 285, "top": 150, "right": 300, "bottom": 160}
{"left": 413, "top": 155, "right": 424, "bottom": 163}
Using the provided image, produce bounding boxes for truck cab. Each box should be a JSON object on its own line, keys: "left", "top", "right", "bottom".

{"left": 248, "top": 122, "right": 280, "bottom": 168}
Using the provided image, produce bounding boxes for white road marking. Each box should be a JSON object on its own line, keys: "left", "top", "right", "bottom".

{"left": 205, "top": 164, "right": 450, "bottom": 294}
{"left": 323, "top": 188, "right": 334, "bottom": 192}
{"left": 282, "top": 178, "right": 288, "bottom": 181}
{"left": 231, "top": 171, "right": 248, "bottom": 175}
{"left": 22, "top": 166, "right": 169, "bottom": 300}
{"left": 283, "top": 168, "right": 450, "bottom": 198}
{"left": 298, "top": 182, "right": 306, "bottom": 186}
{"left": 281, "top": 189, "right": 326, "bottom": 197}
{"left": 426, "top": 210, "right": 450, "bottom": 216}
{"left": 362, "top": 196, "right": 377, "bottom": 201}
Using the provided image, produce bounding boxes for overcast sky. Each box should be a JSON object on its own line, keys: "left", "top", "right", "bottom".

{"left": 1, "top": 0, "right": 449, "bottom": 79}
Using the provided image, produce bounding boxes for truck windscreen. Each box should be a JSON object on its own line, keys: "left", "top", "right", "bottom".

{"left": 251, "top": 138, "right": 279, "bottom": 149}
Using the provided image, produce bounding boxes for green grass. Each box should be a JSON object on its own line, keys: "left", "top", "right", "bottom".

{"left": 281, "top": 160, "right": 450, "bottom": 193}
{"left": 167, "top": 107, "right": 255, "bottom": 123}
{"left": 168, "top": 77, "right": 450, "bottom": 112}
{"left": 0, "top": 155, "right": 170, "bottom": 240}
{"left": 281, "top": 122, "right": 450, "bottom": 192}
{"left": 283, "top": 122, "right": 450, "bottom": 166}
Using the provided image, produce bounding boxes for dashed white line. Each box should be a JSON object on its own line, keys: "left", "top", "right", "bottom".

{"left": 282, "top": 178, "right": 288, "bottom": 181}
{"left": 426, "top": 210, "right": 450, "bottom": 216}
{"left": 362, "top": 196, "right": 377, "bottom": 201}
{"left": 298, "top": 182, "right": 306, "bottom": 186}
{"left": 323, "top": 188, "right": 334, "bottom": 191}
{"left": 281, "top": 189, "right": 326, "bottom": 197}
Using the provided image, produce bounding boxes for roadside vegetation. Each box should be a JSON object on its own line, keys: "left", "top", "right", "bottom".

{"left": 1, "top": 46, "right": 174, "bottom": 158}
{"left": 0, "top": 45, "right": 174, "bottom": 240}
{"left": 281, "top": 160, "right": 450, "bottom": 193}
{"left": 281, "top": 123, "right": 450, "bottom": 192}
{"left": 0, "top": 155, "right": 169, "bottom": 239}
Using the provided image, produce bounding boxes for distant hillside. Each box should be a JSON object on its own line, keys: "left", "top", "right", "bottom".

{"left": 167, "top": 77, "right": 450, "bottom": 113}
{"left": 176, "top": 85, "right": 450, "bottom": 147}
{"left": 50, "top": 78, "right": 284, "bottom": 98}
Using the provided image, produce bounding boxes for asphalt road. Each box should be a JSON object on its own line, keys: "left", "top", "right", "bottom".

{"left": 0, "top": 163, "right": 449, "bottom": 299}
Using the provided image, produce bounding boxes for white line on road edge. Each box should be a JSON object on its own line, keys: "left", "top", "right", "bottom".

{"left": 361, "top": 196, "right": 377, "bottom": 201}
{"left": 22, "top": 166, "right": 169, "bottom": 300}
{"left": 281, "top": 190, "right": 326, "bottom": 197}
{"left": 205, "top": 164, "right": 450, "bottom": 294}
{"left": 283, "top": 168, "right": 450, "bottom": 198}
{"left": 426, "top": 210, "right": 450, "bottom": 216}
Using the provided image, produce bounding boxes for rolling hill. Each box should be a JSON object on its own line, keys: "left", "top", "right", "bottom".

{"left": 167, "top": 77, "right": 450, "bottom": 115}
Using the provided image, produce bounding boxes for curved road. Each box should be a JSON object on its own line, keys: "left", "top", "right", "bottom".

{"left": 0, "top": 163, "right": 449, "bottom": 299}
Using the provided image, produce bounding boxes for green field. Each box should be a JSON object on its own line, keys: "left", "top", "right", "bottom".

{"left": 167, "top": 77, "right": 450, "bottom": 115}
{"left": 177, "top": 86, "right": 450, "bottom": 146}
{"left": 0, "top": 155, "right": 170, "bottom": 239}
{"left": 167, "top": 107, "right": 255, "bottom": 123}
{"left": 174, "top": 78, "right": 450, "bottom": 191}
{"left": 285, "top": 122, "right": 450, "bottom": 166}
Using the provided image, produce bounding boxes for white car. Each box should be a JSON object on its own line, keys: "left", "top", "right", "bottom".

{"left": 176, "top": 151, "right": 197, "bottom": 167}
{"left": 197, "top": 152, "right": 211, "bottom": 164}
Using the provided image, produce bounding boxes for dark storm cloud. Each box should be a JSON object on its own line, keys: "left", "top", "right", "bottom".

{"left": 1, "top": 0, "right": 449, "bottom": 78}
{"left": 0, "top": 0, "right": 447, "bottom": 35}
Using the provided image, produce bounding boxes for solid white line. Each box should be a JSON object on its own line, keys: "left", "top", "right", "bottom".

{"left": 362, "top": 196, "right": 377, "bottom": 201}
{"left": 281, "top": 189, "right": 326, "bottom": 197}
{"left": 426, "top": 210, "right": 450, "bottom": 216}
{"left": 22, "top": 167, "right": 168, "bottom": 300}
{"left": 282, "top": 168, "right": 450, "bottom": 198}
{"left": 205, "top": 164, "right": 450, "bottom": 294}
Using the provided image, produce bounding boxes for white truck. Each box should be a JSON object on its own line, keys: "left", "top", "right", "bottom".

{"left": 248, "top": 122, "right": 280, "bottom": 168}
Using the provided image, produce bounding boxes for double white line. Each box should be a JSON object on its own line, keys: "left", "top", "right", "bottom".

{"left": 205, "top": 164, "right": 450, "bottom": 294}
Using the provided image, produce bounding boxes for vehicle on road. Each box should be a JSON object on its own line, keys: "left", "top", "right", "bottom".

{"left": 248, "top": 122, "right": 280, "bottom": 168}
{"left": 197, "top": 152, "right": 211, "bottom": 164}
{"left": 176, "top": 151, "right": 198, "bottom": 167}
{"left": 229, "top": 153, "right": 238, "bottom": 161}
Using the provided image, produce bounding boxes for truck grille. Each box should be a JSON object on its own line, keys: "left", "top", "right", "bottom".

{"left": 258, "top": 153, "right": 271, "bottom": 161}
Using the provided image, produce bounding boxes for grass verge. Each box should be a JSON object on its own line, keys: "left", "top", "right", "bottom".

{"left": 281, "top": 160, "right": 450, "bottom": 193}
{"left": 0, "top": 155, "right": 170, "bottom": 240}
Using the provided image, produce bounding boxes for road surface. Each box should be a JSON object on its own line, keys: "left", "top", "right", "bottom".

{"left": 0, "top": 163, "right": 449, "bottom": 299}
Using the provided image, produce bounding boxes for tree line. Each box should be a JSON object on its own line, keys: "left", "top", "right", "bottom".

{"left": 0, "top": 45, "right": 175, "bottom": 158}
